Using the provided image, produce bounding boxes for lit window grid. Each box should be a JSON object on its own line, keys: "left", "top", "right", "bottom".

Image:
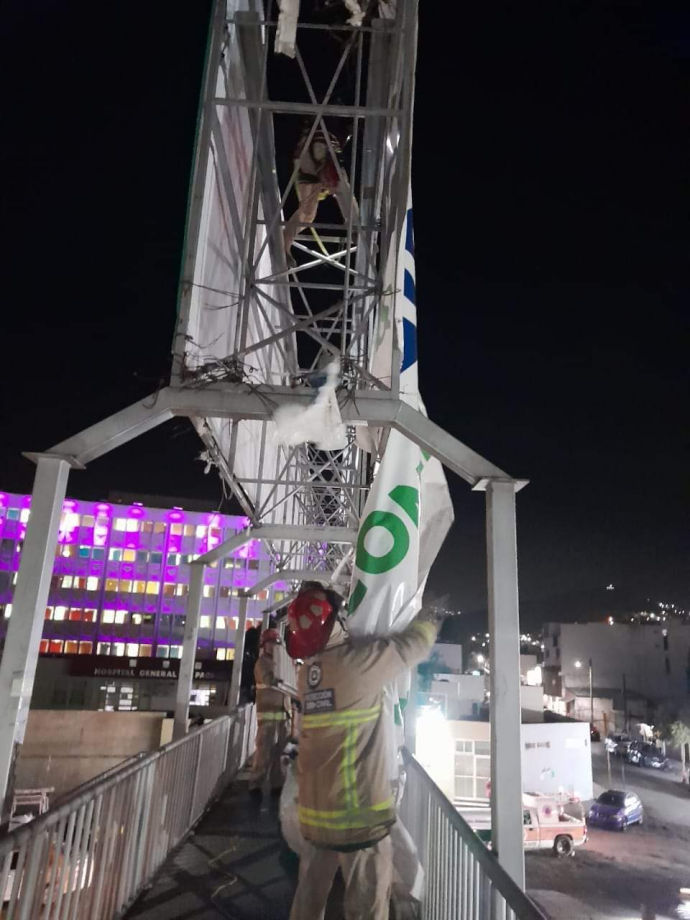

{"left": 0, "top": 492, "right": 276, "bottom": 658}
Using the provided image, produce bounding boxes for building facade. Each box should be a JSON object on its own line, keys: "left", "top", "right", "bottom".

{"left": 0, "top": 491, "right": 284, "bottom": 711}
{"left": 543, "top": 621, "right": 690, "bottom": 712}
{"left": 416, "top": 716, "right": 593, "bottom": 805}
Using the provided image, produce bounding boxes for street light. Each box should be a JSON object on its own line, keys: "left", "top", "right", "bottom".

{"left": 574, "top": 659, "right": 594, "bottom": 730}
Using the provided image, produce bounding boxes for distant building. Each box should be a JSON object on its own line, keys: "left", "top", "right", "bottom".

{"left": 414, "top": 643, "right": 576, "bottom": 807}
{"left": 542, "top": 621, "right": 690, "bottom": 731}
{"left": 0, "top": 491, "right": 284, "bottom": 712}
{"left": 416, "top": 717, "right": 593, "bottom": 805}
{"left": 420, "top": 644, "right": 546, "bottom": 723}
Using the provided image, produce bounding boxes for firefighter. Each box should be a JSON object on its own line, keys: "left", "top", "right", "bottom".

{"left": 283, "top": 119, "right": 357, "bottom": 255}
{"left": 248, "top": 628, "right": 291, "bottom": 797}
{"left": 286, "top": 583, "right": 439, "bottom": 920}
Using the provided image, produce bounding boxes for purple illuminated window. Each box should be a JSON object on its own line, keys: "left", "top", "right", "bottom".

{"left": 0, "top": 491, "right": 272, "bottom": 658}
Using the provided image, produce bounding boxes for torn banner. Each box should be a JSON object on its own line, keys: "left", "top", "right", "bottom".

{"left": 345, "top": 189, "right": 454, "bottom": 904}
{"left": 348, "top": 192, "right": 454, "bottom": 638}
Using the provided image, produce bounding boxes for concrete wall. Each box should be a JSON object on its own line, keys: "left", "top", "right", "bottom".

{"left": 426, "top": 676, "right": 543, "bottom": 722}
{"left": 522, "top": 721, "right": 593, "bottom": 801}
{"left": 520, "top": 654, "right": 538, "bottom": 677}
{"left": 568, "top": 695, "right": 615, "bottom": 735}
{"left": 520, "top": 684, "right": 545, "bottom": 721}
{"left": 415, "top": 718, "right": 593, "bottom": 803}
{"left": 433, "top": 643, "right": 463, "bottom": 673}
{"left": 428, "top": 674, "right": 485, "bottom": 719}
{"left": 16, "top": 710, "right": 167, "bottom": 798}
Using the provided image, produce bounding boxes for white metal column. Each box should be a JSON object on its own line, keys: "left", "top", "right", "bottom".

{"left": 173, "top": 564, "right": 204, "bottom": 740}
{"left": 486, "top": 479, "right": 525, "bottom": 889}
{"left": 228, "top": 594, "right": 248, "bottom": 711}
{"left": 0, "top": 456, "right": 71, "bottom": 818}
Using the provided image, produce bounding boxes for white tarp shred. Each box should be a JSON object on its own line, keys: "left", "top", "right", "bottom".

{"left": 273, "top": 363, "right": 347, "bottom": 450}
{"left": 275, "top": 0, "right": 300, "bottom": 58}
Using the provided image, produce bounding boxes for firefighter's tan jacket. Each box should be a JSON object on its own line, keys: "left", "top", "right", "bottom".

{"left": 254, "top": 654, "right": 290, "bottom": 723}
{"left": 296, "top": 617, "right": 437, "bottom": 850}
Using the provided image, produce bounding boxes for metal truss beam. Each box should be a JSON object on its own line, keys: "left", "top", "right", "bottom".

{"left": 246, "top": 568, "right": 346, "bottom": 597}
{"left": 37, "top": 385, "right": 518, "bottom": 490}
{"left": 28, "top": 397, "right": 175, "bottom": 468}
{"left": 212, "top": 98, "right": 401, "bottom": 118}
{"left": 194, "top": 523, "right": 358, "bottom": 567}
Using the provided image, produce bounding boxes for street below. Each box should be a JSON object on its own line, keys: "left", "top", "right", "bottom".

{"left": 526, "top": 742, "right": 690, "bottom": 919}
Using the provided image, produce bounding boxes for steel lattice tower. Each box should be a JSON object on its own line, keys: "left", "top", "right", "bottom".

{"left": 171, "top": 0, "right": 418, "bottom": 582}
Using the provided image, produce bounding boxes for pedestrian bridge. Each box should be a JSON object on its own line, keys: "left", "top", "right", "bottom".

{"left": 0, "top": 710, "right": 544, "bottom": 920}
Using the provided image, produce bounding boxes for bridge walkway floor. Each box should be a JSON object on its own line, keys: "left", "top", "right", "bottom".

{"left": 126, "top": 770, "right": 345, "bottom": 920}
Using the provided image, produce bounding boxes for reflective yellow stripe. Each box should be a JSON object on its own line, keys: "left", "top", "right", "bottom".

{"left": 298, "top": 798, "right": 394, "bottom": 830}
{"left": 302, "top": 704, "right": 381, "bottom": 729}
{"left": 301, "top": 705, "right": 382, "bottom": 818}
{"left": 299, "top": 799, "right": 394, "bottom": 819}
{"left": 257, "top": 711, "right": 287, "bottom": 721}
{"left": 410, "top": 620, "right": 436, "bottom": 644}
{"left": 343, "top": 724, "right": 358, "bottom": 809}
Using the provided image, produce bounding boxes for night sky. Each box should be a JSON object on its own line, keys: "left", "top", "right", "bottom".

{"left": 2, "top": 2, "right": 688, "bottom": 633}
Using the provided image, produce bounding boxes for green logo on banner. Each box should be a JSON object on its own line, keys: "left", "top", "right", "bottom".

{"left": 348, "top": 485, "right": 420, "bottom": 615}
{"left": 356, "top": 510, "right": 410, "bottom": 575}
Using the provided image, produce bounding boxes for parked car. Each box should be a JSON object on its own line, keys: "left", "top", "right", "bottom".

{"left": 587, "top": 790, "right": 643, "bottom": 831}
{"left": 604, "top": 732, "right": 631, "bottom": 756}
{"left": 626, "top": 741, "right": 669, "bottom": 769}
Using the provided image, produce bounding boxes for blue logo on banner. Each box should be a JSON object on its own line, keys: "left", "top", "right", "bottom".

{"left": 400, "top": 208, "right": 418, "bottom": 373}
{"left": 401, "top": 317, "right": 417, "bottom": 371}
{"left": 404, "top": 269, "right": 416, "bottom": 305}
{"left": 405, "top": 208, "right": 414, "bottom": 257}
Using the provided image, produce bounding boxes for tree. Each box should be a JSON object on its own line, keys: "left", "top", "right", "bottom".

{"left": 667, "top": 719, "right": 690, "bottom": 772}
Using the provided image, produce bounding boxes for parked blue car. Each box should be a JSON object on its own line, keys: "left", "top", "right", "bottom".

{"left": 587, "top": 790, "right": 643, "bottom": 831}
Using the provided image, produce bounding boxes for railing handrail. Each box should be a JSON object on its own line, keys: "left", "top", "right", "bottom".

{"left": 0, "top": 712, "right": 239, "bottom": 858}
{"left": 0, "top": 707, "right": 255, "bottom": 919}
{"left": 402, "top": 748, "right": 547, "bottom": 920}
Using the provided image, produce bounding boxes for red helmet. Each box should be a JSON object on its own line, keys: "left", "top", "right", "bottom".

{"left": 259, "top": 628, "right": 280, "bottom": 648}
{"left": 286, "top": 588, "right": 335, "bottom": 660}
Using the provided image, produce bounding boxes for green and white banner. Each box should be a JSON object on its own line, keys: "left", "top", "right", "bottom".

{"left": 348, "top": 191, "right": 454, "bottom": 638}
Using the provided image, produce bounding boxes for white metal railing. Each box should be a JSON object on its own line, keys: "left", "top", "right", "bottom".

{"left": 401, "top": 749, "right": 546, "bottom": 920}
{"left": 0, "top": 706, "right": 256, "bottom": 919}
{"left": 273, "top": 639, "right": 299, "bottom": 700}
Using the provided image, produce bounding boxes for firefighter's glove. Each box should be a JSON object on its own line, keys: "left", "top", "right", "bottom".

{"left": 417, "top": 606, "right": 445, "bottom": 628}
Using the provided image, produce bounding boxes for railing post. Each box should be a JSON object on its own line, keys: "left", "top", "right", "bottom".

{"left": 228, "top": 593, "right": 249, "bottom": 710}
{"left": 404, "top": 664, "right": 419, "bottom": 752}
{"left": 188, "top": 730, "right": 204, "bottom": 827}
{"left": 0, "top": 455, "right": 71, "bottom": 822}
{"left": 485, "top": 480, "right": 525, "bottom": 890}
{"left": 173, "top": 563, "right": 204, "bottom": 739}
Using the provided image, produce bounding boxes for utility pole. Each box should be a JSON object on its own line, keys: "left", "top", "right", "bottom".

{"left": 589, "top": 658, "right": 594, "bottom": 730}
{"left": 607, "top": 746, "right": 612, "bottom": 787}
{"left": 621, "top": 672, "right": 628, "bottom": 788}
{"left": 622, "top": 672, "right": 628, "bottom": 733}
